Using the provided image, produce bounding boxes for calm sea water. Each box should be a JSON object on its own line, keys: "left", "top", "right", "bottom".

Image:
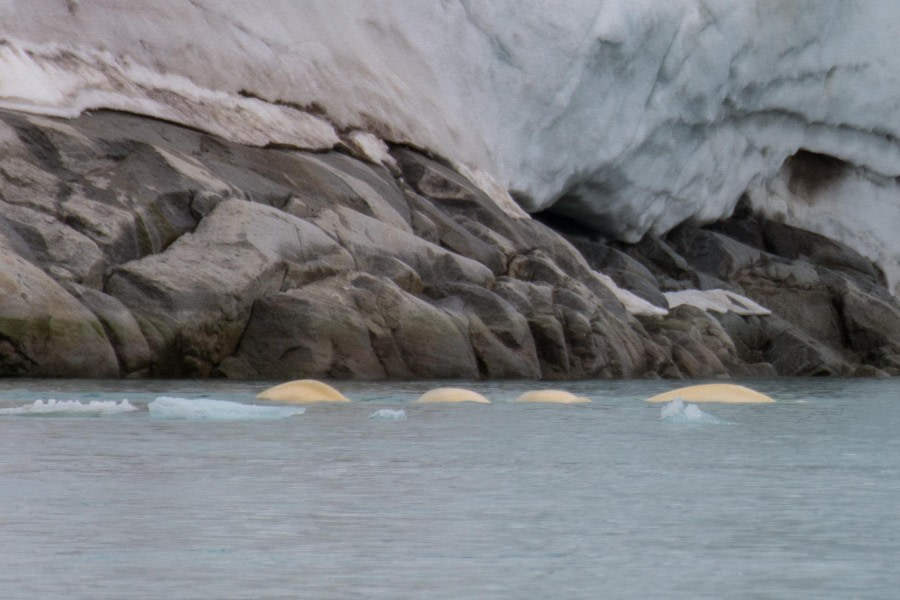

{"left": 0, "top": 378, "right": 897, "bottom": 599}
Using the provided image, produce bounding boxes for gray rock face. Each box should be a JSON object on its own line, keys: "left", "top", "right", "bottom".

{"left": 0, "top": 237, "right": 118, "bottom": 377}
{"left": 569, "top": 239, "right": 668, "bottom": 309}
{"left": 836, "top": 280, "right": 900, "bottom": 358}
{"left": 106, "top": 199, "right": 341, "bottom": 375}
{"left": 0, "top": 107, "right": 898, "bottom": 379}
{"left": 638, "top": 305, "right": 735, "bottom": 379}
{"left": 429, "top": 282, "right": 541, "bottom": 378}
{"left": 661, "top": 218, "right": 900, "bottom": 376}
{"left": 63, "top": 284, "right": 152, "bottom": 376}
{"left": 553, "top": 205, "right": 900, "bottom": 377}
{"left": 222, "top": 278, "right": 387, "bottom": 380}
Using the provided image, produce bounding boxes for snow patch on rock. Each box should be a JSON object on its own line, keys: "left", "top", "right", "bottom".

{"left": 595, "top": 272, "right": 668, "bottom": 317}
{"left": 665, "top": 289, "right": 771, "bottom": 317}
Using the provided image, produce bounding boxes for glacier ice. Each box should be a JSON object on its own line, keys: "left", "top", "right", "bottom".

{"left": 2, "top": 1, "right": 899, "bottom": 293}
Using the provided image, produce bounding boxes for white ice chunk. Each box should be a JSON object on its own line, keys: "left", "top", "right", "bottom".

{"left": 660, "top": 398, "right": 721, "bottom": 424}
{"left": 369, "top": 409, "right": 407, "bottom": 420}
{"left": 148, "top": 397, "right": 304, "bottom": 420}
{"left": 0, "top": 399, "right": 138, "bottom": 416}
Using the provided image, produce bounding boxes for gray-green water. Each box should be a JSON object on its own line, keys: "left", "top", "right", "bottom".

{"left": 0, "top": 379, "right": 897, "bottom": 599}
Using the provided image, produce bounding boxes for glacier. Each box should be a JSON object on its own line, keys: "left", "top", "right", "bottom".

{"left": 2, "top": 0, "right": 899, "bottom": 294}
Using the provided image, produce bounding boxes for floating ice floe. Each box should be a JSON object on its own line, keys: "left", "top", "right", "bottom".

{"left": 660, "top": 398, "right": 721, "bottom": 424}
{"left": 148, "top": 397, "right": 304, "bottom": 421}
{"left": 369, "top": 409, "right": 407, "bottom": 420}
{"left": 0, "top": 399, "right": 138, "bottom": 416}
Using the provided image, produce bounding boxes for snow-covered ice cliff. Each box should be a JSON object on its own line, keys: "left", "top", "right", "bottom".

{"left": 2, "top": 0, "right": 899, "bottom": 293}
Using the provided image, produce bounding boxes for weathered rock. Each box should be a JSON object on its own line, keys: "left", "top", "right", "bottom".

{"left": 0, "top": 237, "right": 118, "bottom": 377}
{"left": 1, "top": 203, "right": 108, "bottom": 288}
{"left": 567, "top": 238, "right": 668, "bottom": 308}
{"left": 430, "top": 282, "right": 541, "bottom": 378}
{"left": 553, "top": 284, "right": 640, "bottom": 378}
{"left": 311, "top": 206, "right": 495, "bottom": 290}
{"left": 852, "top": 365, "right": 892, "bottom": 378}
{"left": 494, "top": 278, "right": 571, "bottom": 378}
{"left": 1, "top": 106, "right": 898, "bottom": 380}
{"left": 58, "top": 193, "right": 146, "bottom": 264}
{"left": 738, "top": 259, "right": 846, "bottom": 350}
{"left": 761, "top": 220, "right": 884, "bottom": 284}
{"left": 716, "top": 311, "right": 849, "bottom": 376}
{"left": 661, "top": 219, "right": 900, "bottom": 377}
{"left": 639, "top": 305, "right": 738, "bottom": 378}
{"left": 508, "top": 250, "right": 571, "bottom": 288}
{"left": 836, "top": 279, "right": 900, "bottom": 358}
{"left": 289, "top": 151, "right": 413, "bottom": 232}
{"left": 405, "top": 192, "right": 506, "bottom": 274}
{"left": 394, "top": 147, "right": 524, "bottom": 240}
{"left": 707, "top": 212, "right": 767, "bottom": 249}
{"left": 624, "top": 233, "right": 697, "bottom": 290}
{"left": 228, "top": 280, "right": 386, "bottom": 380}
{"left": 764, "top": 326, "right": 850, "bottom": 376}
{"left": 667, "top": 227, "right": 762, "bottom": 282}
{"left": 347, "top": 275, "right": 479, "bottom": 378}
{"left": 64, "top": 283, "right": 152, "bottom": 376}
{"left": 714, "top": 313, "right": 773, "bottom": 366}
{"left": 451, "top": 214, "right": 520, "bottom": 264}
{"left": 106, "top": 199, "right": 345, "bottom": 375}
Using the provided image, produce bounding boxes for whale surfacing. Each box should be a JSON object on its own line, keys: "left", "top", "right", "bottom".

{"left": 516, "top": 390, "right": 590, "bottom": 404}
{"left": 646, "top": 383, "right": 775, "bottom": 404}
{"left": 416, "top": 387, "right": 490, "bottom": 404}
{"left": 256, "top": 379, "right": 349, "bottom": 404}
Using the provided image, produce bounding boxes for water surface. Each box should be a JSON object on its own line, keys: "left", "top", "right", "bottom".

{"left": 0, "top": 378, "right": 897, "bottom": 599}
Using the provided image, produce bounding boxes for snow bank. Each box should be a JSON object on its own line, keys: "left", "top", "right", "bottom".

{"left": 369, "top": 409, "right": 407, "bottom": 421}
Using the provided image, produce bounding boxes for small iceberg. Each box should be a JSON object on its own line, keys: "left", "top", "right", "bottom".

{"left": 660, "top": 398, "right": 721, "bottom": 424}
{"left": 148, "top": 397, "right": 304, "bottom": 421}
{"left": 369, "top": 409, "right": 407, "bottom": 420}
{"left": 0, "top": 399, "right": 138, "bottom": 416}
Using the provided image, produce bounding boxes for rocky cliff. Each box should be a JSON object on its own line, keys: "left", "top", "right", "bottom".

{"left": 1, "top": 108, "right": 898, "bottom": 378}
